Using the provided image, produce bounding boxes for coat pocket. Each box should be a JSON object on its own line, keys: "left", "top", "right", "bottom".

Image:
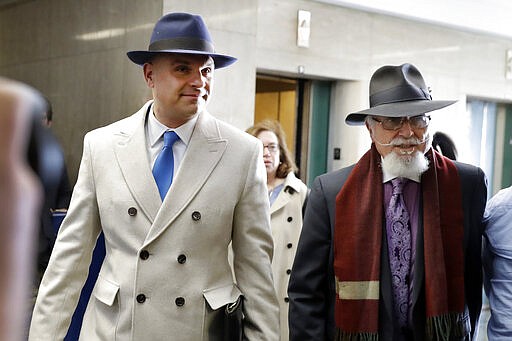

{"left": 84, "top": 276, "right": 120, "bottom": 339}
{"left": 202, "top": 283, "right": 242, "bottom": 310}
{"left": 92, "top": 275, "right": 119, "bottom": 306}
{"left": 202, "top": 284, "right": 244, "bottom": 341}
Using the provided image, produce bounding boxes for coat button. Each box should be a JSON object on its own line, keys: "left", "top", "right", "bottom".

{"left": 287, "top": 243, "right": 293, "bottom": 249}
{"left": 286, "top": 269, "right": 291, "bottom": 275}
{"left": 175, "top": 297, "right": 185, "bottom": 306}
{"left": 191, "top": 211, "right": 201, "bottom": 221}
{"left": 128, "top": 207, "right": 137, "bottom": 216}
{"left": 287, "top": 216, "right": 293, "bottom": 222}
{"left": 140, "top": 250, "right": 149, "bottom": 260}
{"left": 284, "top": 297, "right": 289, "bottom": 303}
{"left": 177, "top": 254, "right": 187, "bottom": 264}
{"left": 136, "top": 294, "right": 146, "bottom": 303}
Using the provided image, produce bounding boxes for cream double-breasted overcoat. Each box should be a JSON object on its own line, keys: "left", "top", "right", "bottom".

{"left": 29, "top": 101, "right": 279, "bottom": 340}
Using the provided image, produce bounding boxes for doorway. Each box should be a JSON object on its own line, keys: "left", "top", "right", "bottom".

{"left": 254, "top": 74, "right": 332, "bottom": 185}
{"left": 255, "top": 74, "right": 310, "bottom": 181}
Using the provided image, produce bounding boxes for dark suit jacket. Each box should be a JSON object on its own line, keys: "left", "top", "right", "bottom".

{"left": 288, "top": 159, "right": 487, "bottom": 340}
{"left": 27, "top": 119, "right": 71, "bottom": 274}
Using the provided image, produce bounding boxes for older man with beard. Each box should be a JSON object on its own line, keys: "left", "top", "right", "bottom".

{"left": 288, "top": 63, "right": 487, "bottom": 341}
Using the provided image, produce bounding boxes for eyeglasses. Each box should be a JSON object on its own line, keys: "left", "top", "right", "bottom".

{"left": 263, "top": 143, "right": 279, "bottom": 153}
{"left": 371, "top": 115, "right": 431, "bottom": 131}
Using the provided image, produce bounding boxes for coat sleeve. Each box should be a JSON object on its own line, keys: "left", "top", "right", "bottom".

{"left": 29, "top": 133, "right": 102, "bottom": 340}
{"left": 483, "top": 186, "right": 512, "bottom": 339}
{"left": 456, "top": 163, "right": 487, "bottom": 337}
{"left": 288, "top": 175, "right": 336, "bottom": 340}
{"left": 230, "top": 142, "right": 280, "bottom": 340}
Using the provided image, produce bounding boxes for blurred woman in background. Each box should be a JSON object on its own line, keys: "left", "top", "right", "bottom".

{"left": 246, "top": 120, "right": 308, "bottom": 341}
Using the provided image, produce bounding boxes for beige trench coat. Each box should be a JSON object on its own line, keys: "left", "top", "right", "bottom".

{"left": 269, "top": 172, "right": 308, "bottom": 340}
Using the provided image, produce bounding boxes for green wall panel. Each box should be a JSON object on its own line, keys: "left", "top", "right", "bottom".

{"left": 501, "top": 106, "right": 512, "bottom": 188}
{"left": 308, "top": 81, "right": 331, "bottom": 187}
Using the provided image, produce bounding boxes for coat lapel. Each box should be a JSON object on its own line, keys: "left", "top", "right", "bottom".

{"left": 144, "top": 111, "right": 227, "bottom": 244}
{"left": 114, "top": 102, "right": 161, "bottom": 223}
{"left": 270, "top": 189, "right": 290, "bottom": 214}
{"left": 270, "top": 173, "right": 304, "bottom": 214}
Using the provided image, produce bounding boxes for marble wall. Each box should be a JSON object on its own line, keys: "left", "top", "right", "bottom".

{"left": 0, "top": 0, "right": 162, "bottom": 182}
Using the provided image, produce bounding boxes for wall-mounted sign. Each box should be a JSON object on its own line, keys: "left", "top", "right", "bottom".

{"left": 297, "top": 10, "right": 311, "bottom": 48}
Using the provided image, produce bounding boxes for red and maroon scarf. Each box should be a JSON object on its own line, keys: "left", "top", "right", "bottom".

{"left": 334, "top": 144, "right": 465, "bottom": 341}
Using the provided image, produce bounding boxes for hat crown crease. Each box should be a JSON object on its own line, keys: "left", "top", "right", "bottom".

{"left": 344, "top": 63, "right": 455, "bottom": 125}
{"left": 149, "top": 37, "right": 215, "bottom": 53}
{"left": 126, "top": 12, "right": 236, "bottom": 68}
{"left": 369, "top": 84, "right": 431, "bottom": 108}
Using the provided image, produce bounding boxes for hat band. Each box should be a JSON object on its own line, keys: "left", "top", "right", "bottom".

{"left": 370, "top": 85, "right": 432, "bottom": 107}
{"left": 149, "top": 37, "right": 215, "bottom": 53}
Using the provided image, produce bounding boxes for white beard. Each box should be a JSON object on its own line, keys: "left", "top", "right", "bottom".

{"left": 381, "top": 136, "right": 431, "bottom": 179}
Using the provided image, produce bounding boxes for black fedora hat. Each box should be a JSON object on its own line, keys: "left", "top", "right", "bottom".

{"left": 127, "top": 12, "right": 237, "bottom": 69}
{"left": 345, "top": 63, "right": 456, "bottom": 125}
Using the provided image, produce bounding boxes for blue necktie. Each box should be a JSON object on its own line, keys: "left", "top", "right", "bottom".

{"left": 152, "top": 131, "right": 180, "bottom": 200}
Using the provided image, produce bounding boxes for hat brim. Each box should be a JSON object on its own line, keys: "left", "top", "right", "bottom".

{"left": 345, "top": 99, "right": 456, "bottom": 126}
{"left": 127, "top": 50, "right": 237, "bottom": 69}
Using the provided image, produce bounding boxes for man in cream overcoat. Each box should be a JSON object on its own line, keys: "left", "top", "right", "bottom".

{"left": 29, "top": 13, "right": 279, "bottom": 340}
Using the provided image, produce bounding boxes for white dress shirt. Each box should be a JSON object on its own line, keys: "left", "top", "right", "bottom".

{"left": 146, "top": 105, "right": 197, "bottom": 177}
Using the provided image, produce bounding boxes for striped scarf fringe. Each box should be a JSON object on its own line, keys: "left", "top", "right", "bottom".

{"left": 426, "top": 312, "right": 466, "bottom": 341}
{"left": 335, "top": 329, "right": 378, "bottom": 341}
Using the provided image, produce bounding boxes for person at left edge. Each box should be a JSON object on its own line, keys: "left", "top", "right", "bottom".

{"left": 29, "top": 12, "right": 279, "bottom": 341}
{"left": 0, "top": 77, "right": 43, "bottom": 341}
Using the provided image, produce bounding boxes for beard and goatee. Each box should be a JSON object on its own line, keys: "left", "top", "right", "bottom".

{"left": 381, "top": 135, "right": 431, "bottom": 179}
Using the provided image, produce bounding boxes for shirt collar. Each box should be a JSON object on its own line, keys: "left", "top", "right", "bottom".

{"left": 148, "top": 105, "right": 198, "bottom": 148}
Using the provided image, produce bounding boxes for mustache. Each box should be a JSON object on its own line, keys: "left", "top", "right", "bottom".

{"left": 375, "top": 134, "right": 429, "bottom": 147}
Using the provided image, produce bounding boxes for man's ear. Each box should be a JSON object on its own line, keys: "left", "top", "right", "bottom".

{"left": 143, "top": 63, "right": 154, "bottom": 87}
{"left": 365, "top": 120, "right": 373, "bottom": 135}
{"left": 365, "top": 120, "right": 377, "bottom": 143}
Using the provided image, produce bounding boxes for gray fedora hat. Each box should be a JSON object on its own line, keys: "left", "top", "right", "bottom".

{"left": 127, "top": 12, "right": 237, "bottom": 69}
{"left": 345, "top": 63, "right": 456, "bottom": 125}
